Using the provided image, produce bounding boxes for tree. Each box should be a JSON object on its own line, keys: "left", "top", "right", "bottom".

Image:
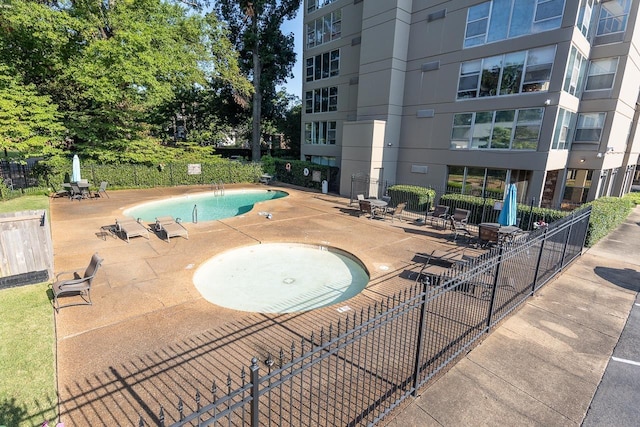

{"left": 0, "top": 65, "right": 66, "bottom": 160}
{"left": 214, "top": 0, "right": 301, "bottom": 162}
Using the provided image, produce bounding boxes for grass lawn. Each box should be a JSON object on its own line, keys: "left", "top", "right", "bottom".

{"left": 0, "top": 195, "right": 58, "bottom": 426}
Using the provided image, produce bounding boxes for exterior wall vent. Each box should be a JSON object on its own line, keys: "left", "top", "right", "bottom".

{"left": 411, "top": 165, "right": 429, "bottom": 174}
{"left": 427, "top": 9, "right": 446, "bottom": 22}
{"left": 351, "top": 36, "right": 361, "bottom": 46}
{"left": 346, "top": 114, "right": 357, "bottom": 121}
{"left": 349, "top": 76, "right": 359, "bottom": 85}
{"left": 416, "top": 109, "right": 435, "bottom": 118}
{"left": 421, "top": 61, "right": 440, "bottom": 72}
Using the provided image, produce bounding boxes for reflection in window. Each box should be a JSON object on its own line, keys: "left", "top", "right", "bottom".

{"left": 576, "top": 0, "right": 594, "bottom": 37}
{"left": 563, "top": 169, "right": 593, "bottom": 207}
{"left": 575, "top": 112, "right": 605, "bottom": 143}
{"left": 457, "top": 46, "right": 555, "bottom": 99}
{"left": 305, "top": 121, "right": 337, "bottom": 145}
{"left": 305, "top": 87, "right": 338, "bottom": 113}
{"left": 307, "top": 0, "right": 338, "bottom": 13}
{"left": 464, "top": 0, "right": 564, "bottom": 48}
{"left": 563, "top": 45, "right": 587, "bottom": 96}
{"left": 597, "top": 0, "right": 631, "bottom": 36}
{"left": 552, "top": 108, "right": 576, "bottom": 150}
{"left": 585, "top": 58, "right": 618, "bottom": 91}
{"left": 310, "top": 155, "right": 337, "bottom": 166}
{"left": 452, "top": 108, "right": 544, "bottom": 150}
{"left": 447, "top": 166, "right": 529, "bottom": 201}
{"left": 306, "top": 9, "right": 342, "bottom": 48}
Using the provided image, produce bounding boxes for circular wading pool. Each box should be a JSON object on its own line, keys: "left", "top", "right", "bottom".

{"left": 193, "top": 243, "right": 370, "bottom": 313}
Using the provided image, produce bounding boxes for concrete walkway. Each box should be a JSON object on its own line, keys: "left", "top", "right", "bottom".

{"left": 383, "top": 206, "right": 640, "bottom": 426}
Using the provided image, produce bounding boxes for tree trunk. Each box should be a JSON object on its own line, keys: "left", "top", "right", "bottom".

{"left": 251, "top": 44, "right": 262, "bottom": 162}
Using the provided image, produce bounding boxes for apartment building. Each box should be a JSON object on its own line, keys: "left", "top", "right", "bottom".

{"left": 301, "top": 0, "right": 640, "bottom": 208}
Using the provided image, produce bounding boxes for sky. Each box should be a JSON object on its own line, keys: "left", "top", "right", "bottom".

{"left": 278, "top": 3, "right": 304, "bottom": 98}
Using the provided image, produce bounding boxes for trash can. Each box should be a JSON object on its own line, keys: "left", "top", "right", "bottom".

{"left": 322, "top": 180, "right": 328, "bottom": 194}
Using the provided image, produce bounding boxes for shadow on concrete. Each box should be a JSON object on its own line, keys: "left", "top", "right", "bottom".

{"left": 594, "top": 266, "right": 640, "bottom": 292}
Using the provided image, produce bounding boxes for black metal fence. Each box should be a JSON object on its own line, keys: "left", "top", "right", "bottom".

{"left": 137, "top": 206, "right": 591, "bottom": 426}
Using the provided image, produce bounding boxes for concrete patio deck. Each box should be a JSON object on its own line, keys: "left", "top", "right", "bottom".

{"left": 50, "top": 184, "right": 471, "bottom": 425}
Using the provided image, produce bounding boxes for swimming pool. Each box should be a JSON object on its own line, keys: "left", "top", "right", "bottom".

{"left": 123, "top": 189, "right": 288, "bottom": 223}
{"left": 193, "top": 243, "right": 370, "bottom": 313}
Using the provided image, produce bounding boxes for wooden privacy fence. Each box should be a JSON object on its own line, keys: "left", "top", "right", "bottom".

{"left": 0, "top": 210, "right": 53, "bottom": 289}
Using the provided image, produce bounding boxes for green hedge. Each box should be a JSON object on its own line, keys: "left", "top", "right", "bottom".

{"left": 438, "top": 193, "right": 566, "bottom": 229}
{"left": 387, "top": 185, "right": 436, "bottom": 212}
{"left": 585, "top": 196, "right": 635, "bottom": 247}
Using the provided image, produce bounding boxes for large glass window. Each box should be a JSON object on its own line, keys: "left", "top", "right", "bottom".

{"left": 563, "top": 169, "right": 592, "bottom": 207}
{"left": 596, "top": 0, "right": 631, "bottom": 36}
{"left": 304, "top": 121, "right": 337, "bottom": 144}
{"left": 464, "top": 0, "right": 564, "bottom": 48}
{"left": 574, "top": 112, "right": 605, "bottom": 143}
{"left": 552, "top": 108, "right": 576, "bottom": 149}
{"left": 576, "top": 0, "right": 594, "bottom": 37}
{"left": 585, "top": 58, "right": 618, "bottom": 91}
{"left": 306, "top": 49, "right": 340, "bottom": 82}
{"left": 306, "top": 9, "right": 341, "bottom": 48}
{"left": 563, "top": 45, "right": 587, "bottom": 96}
{"left": 447, "top": 166, "right": 529, "bottom": 200}
{"left": 451, "top": 108, "right": 544, "bottom": 150}
{"left": 307, "top": 0, "right": 338, "bottom": 14}
{"left": 457, "top": 46, "right": 555, "bottom": 99}
{"left": 305, "top": 87, "right": 338, "bottom": 113}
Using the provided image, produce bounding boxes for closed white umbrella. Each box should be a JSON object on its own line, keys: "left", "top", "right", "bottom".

{"left": 71, "top": 155, "right": 81, "bottom": 182}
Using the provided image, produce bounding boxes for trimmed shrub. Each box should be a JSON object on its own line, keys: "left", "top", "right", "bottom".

{"left": 387, "top": 185, "right": 436, "bottom": 212}
{"left": 585, "top": 196, "right": 634, "bottom": 247}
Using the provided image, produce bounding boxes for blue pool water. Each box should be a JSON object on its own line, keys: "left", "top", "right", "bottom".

{"left": 123, "top": 189, "right": 288, "bottom": 223}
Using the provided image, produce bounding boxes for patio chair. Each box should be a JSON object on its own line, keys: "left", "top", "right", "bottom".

{"left": 386, "top": 201, "right": 406, "bottom": 222}
{"left": 52, "top": 253, "right": 103, "bottom": 312}
{"left": 478, "top": 224, "right": 500, "bottom": 248}
{"left": 69, "top": 182, "right": 90, "bottom": 200}
{"left": 358, "top": 200, "right": 382, "bottom": 220}
{"left": 425, "top": 205, "right": 450, "bottom": 228}
{"left": 115, "top": 217, "right": 150, "bottom": 242}
{"left": 450, "top": 217, "right": 475, "bottom": 243}
{"left": 357, "top": 194, "right": 365, "bottom": 201}
{"left": 155, "top": 216, "right": 189, "bottom": 242}
{"left": 96, "top": 181, "right": 109, "bottom": 198}
{"left": 451, "top": 208, "right": 470, "bottom": 226}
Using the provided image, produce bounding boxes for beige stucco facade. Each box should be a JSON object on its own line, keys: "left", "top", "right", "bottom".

{"left": 302, "top": 0, "right": 640, "bottom": 208}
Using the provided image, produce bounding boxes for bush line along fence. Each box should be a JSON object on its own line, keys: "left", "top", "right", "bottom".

{"left": 135, "top": 206, "right": 591, "bottom": 426}
{"left": 349, "top": 175, "right": 638, "bottom": 247}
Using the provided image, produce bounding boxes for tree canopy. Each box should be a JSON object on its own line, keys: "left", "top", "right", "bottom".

{"left": 0, "top": 0, "right": 252, "bottom": 163}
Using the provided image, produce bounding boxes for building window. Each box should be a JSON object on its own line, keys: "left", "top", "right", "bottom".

{"left": 574, "top": 112, "right": 605, "bottom": 143}
{"left": 464, "top": 0, "right": 564, "bottom": 48}
{"left": 457, "top": 46, "right": 555, "bottom": 99}
{"left": 552, "top": 108, "right": 576, "bottom": 150}
{"left": 596, "top": 0, "right": 631, "bottom": 36}
{"left": 563, "top": 45, "right": 587, "bottom": 96}
{"left": 307, "top": 0, "right": 338, "bottom": 14}
{"left": 563, "top": 169, "right": 593, "bottom": 207}
{"left": 310, "top": 155, "right": 337, "bottom": 166}
{"left": 306, "top": 49, "right": 340, "bottom": 82}
{"left": 585, "top": 58, "right": 618, "bottom": 91}
{"left": 304, "top": 121, "right": 337, "bottom": 144}
{"left": 451, "top": 108, "right": 544, "bottom": 150}
{"left": 306, "top": 9, "right": 341, "bottom": 48}
{"left": 576, "top": 0, "right": 594, "bottom": 37}
{"left": 305, "top": 87, "right": 338, "bottom": 113}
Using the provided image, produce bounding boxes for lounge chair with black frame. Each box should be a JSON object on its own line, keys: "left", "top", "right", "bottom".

{"left": 425, "top": 205, "right": 450, "bottom": 228}
{"left": 52, "top": 253, "right": 103, "bottom": 312}
{"left": 155, "top": 216, "right": 189, "bottom": 242}
{"left": 115, "top": 217, "right": 150, "bottom": 242}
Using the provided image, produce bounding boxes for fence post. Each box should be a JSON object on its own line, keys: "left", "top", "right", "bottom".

{"left": 250, "top": 357, "right": 260, "bottom": 427}
{"left": 531, "top": 228, "right": 548, "bottom": 295}
{"left": 559, "top": 212, "right": 575, "bottom": 269}
{"left": 411, "top": 280, "right": 430, "bottom": 395}
{"left": 486, "top": 244, "right": 504, "bottom": 330}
